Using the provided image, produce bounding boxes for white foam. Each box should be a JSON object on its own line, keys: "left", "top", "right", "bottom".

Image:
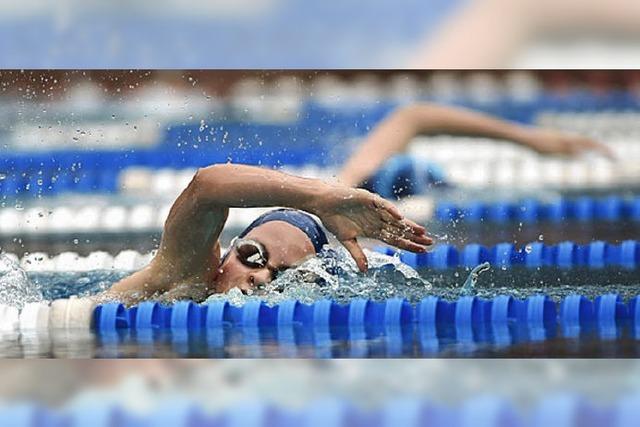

{"left": 2, "top": 253, "right": 20, "bottom": 266}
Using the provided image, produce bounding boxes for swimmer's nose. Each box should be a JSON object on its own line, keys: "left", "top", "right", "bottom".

{"left": 247, "top": 269, "right": 272, "bottom": 291}
{"left": 233, "top": 270, "right": 274, "bottom": 295}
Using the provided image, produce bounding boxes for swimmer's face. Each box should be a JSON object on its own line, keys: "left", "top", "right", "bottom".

{"left": 214, "top": 221, "right": 315, "bottom": 294}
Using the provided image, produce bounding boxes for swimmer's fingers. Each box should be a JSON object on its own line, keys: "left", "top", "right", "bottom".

{"left": 557, "top": 135, "right": 615, "bottom": 159}
{"left": 526, "top": 129, "right": 614, "bottom": 160}
{"left": 399, "top": 218, "right": 427, "bottom": 236}
{"left": 380, "top": 215, "right": 426, "bottom": 233}
{"left": 382, "top": 223, "right": 433, "bottom": 246}
{"left": 578, "top": 137, "right": 616, "bottom": 160}
{"left": 380, "top": 215, "right": 427, "bottom": 235}
{"left": 379, "top": 229, "right": 429, "bottom": 253}
{"left": 396, "top": 238, "right": 430, "bottom": 253}
{"left": 341, "top": 238, "right": 368, "bottom": 273}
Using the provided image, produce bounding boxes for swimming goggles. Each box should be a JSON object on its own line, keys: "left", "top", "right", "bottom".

{"left": 229, "top": 237, "right": 270, "bottom": 269}
{"left": 225, "top": 237, "right": 308, "bottom": 288}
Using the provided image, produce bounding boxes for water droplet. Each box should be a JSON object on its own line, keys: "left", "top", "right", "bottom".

{"left": 524, "top": 244, "right": 533, "bottom": 254}
{"left": 538, "top": 234, "right": 544, "bottom": 241}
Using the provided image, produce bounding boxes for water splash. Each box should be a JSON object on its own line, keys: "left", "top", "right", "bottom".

{"left": 0, "top": 253, "right": 44, "bottom": 309}
{"left": 460, "top": 262, "right": 491, "bottom": 296}
{"left": 206, "top": 247, "right": 433, "bottom": 306}
{"left": 14, "top": 253, "right": 639, "bottom": 307}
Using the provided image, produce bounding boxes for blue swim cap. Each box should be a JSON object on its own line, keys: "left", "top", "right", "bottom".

{"left": 238, "top": 208, "right": 328, "bottom": 253}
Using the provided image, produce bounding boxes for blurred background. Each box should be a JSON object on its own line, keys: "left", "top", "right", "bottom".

{"left": 2, "top": 360, "right": 640, "bottom": 421}
{"left": 2, "top": 0, "right": 640, "bottom": 68}
{"left": 0, "top": 360, "right": 639, "bottom": 427}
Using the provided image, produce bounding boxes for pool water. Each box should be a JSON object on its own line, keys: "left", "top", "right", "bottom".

{"left": 11, "top": 247, "right": 640, "bottom": 305}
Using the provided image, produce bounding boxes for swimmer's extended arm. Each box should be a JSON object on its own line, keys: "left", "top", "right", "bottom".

{"left": 178, "top": 164, "right": 431, "bottom": 272}
{"left": 107, "top": 164, "right": 432, "bottom": 300}
{"left": 337, "top": 103, "right": 613, "bottom": 187}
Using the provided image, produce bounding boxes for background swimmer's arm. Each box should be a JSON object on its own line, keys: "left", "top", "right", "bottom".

{"left": 337, "top": 103, "right": 612, "bottom": 187}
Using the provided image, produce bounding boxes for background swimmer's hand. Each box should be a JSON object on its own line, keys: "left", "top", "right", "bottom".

{"left": 312, "top": 187, "right": 433, "bottom": 272}
{"left": 519, "top": 128, "right": 615, "bottom": 159}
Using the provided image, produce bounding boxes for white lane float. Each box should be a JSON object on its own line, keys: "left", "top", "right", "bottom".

{"left": 19, "top": 302, "right": 51, "bottom": 331}
{"left": 49, "top": 297, "right": 96, "bottom": 330}
{"left": 20, "top": 252, "right": 53, "bottom": 272}
{"left": 0, "top": 304, "right": 19, "bottom": 332}
{"left": 53, "top": 252, "right": 81, "bottom": 272}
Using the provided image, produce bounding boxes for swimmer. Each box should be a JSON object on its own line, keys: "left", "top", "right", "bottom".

{"left": 106, "top": 103, "right": 611, "bottom": 303}
{"left": 105, "top": 164, "right": 433, "bottom": 304}
{"left": 338, "top": 103, "right": 614, "bottom": 187}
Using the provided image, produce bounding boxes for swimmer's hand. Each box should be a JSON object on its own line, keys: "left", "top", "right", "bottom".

{"left": 519, "top": 128, "right": 615, "bottom": 159}
{"left": 309, "top": 187, "right": 433, "bottom": 272}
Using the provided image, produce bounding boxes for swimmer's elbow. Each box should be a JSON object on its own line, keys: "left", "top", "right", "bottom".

{"left": 395, "top": 103, "right": 436, "bottom": 122}
{"left": 393, "top": 103, "right": 451, "bottom": 135}
{"left": 189, "top": 165, "right": 229, "bottom": 203}
{"left": 189, "top": 163, "right": 262, "bottom": 205}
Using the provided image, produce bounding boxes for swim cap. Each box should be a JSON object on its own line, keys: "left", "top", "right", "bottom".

{"left": 238, "top": 208, "right": 328, "bottom": 253}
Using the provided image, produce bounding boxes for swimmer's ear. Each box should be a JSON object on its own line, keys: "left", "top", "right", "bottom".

{"left": 341, "top": 238, "right": 368, "bottom": 273}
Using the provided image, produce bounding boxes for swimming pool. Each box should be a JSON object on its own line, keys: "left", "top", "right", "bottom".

{"left": 0, "top": 238, "right": 636, "bottom": 358}
{"left": 0, "top": 72, "right": 639, "bottom": 358}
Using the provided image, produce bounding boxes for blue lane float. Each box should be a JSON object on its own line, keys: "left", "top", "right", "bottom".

{"left": 94, "top": 293, "right": 636, "bottom": 337}
{"left": 375, "top": 240, "right": 639, "bottom": 270}
{"left": 434, "top": 196, "right": 640, "bottom": 224}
